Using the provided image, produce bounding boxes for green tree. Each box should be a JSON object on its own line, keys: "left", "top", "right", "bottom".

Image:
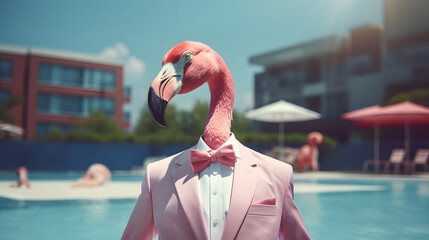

{"left": 180, "top": 101, "right": 209, "bottom": 137}
{"left": 386, "top": 89, "right": 429, "bottom": 107}
{"left": 231, "top": 110, "right": 252, "bottom": 134}
{"left": 0, "top": 95, "right": 23, "bottom": 124}
{"left": 134, "top": 101, "right": 255, "bottom": 142}
{"left": 82, "top": 111, "right": 122, "bottom": 135}
{"left": 134, "top": 103, "right": 182, "bottom": 135}
{"left": 42, "top": 111, "right": 124, "bottom": 142}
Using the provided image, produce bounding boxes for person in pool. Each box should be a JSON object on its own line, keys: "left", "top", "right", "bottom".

{"left": 11, "top": 166, "right": 31, "bottom": 188}
{"left": 72, "top": 163, "right": 111, "bottom": 187}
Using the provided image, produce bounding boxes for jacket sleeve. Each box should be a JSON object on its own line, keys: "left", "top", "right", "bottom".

{"left": 122, "top": 164, "right": 157, "bottom": 240}
{"left": 279, "top": 165, "right": 311, "bottom": 240}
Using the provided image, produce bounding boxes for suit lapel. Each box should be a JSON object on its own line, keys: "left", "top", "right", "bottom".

{"left": 222, "top": 143, "right": 258, "bottom": 240}
{"left": 172, "top": 149, "right": 209, "bottom": 240}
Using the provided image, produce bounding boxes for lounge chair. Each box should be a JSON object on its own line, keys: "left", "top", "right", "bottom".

{"left": 402, "top": 149, "right": 429, "bottom": 174}
{"left": 363, "top": 149, "right": 406, "bottom": 173}
{"left": 383, "top": 149, "right": 406, "bottom": 174}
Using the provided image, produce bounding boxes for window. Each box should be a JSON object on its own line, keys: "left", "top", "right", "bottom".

{"left": 62, "top": 95, "right": 82, "bottom": 114}
{"left": 400, "top": 43, "right": 429, "bottom": 64}
{"left": 0, "top": 90, "right": 11, "bottom": 105}
{"left": 327, "top": 92, "right": 348, "bottom": 117}
{"left": 62, "top": 67, "right": 81, "bottom": 87}
{"left": 305, "top": 96, "right": 321, "bottom": 113}
{"left": 104, "top": 71, "right": 115, "bottom": 90}
{"left": 279, "top": 68, "right": 300, "bottom": 87}
{"left": 103, "top": 98, "right": 115, "bottom": 116}
{"left": 124, "top": 86, "right": 131, "bottom": 98}
{"left": 38, "top": 64, "right": 52, "bottom": 83}
{"left": 123, "top": 111, "right": 130, "bottom": 122}
{"left": 93, "top": 69, "right": 103, "bottom": 88}
{"left": 38, "top": 64, "right": 116, "bottom": 90}
{"left": 0, "top": 59, "right": 13, "bottom": 81}
{"left": 37, "top": 93, "right": 50, "bottom": 110}
{"left": 348, "top": 54, "right": 378, "bottom": 75}
{"left": 37, "top": 93, "right": 115, "bottom": 117}
{"left": 305, "top": 58, "right": 321, "bottom": 83}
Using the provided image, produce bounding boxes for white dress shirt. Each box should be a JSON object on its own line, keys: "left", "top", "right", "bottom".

{"left": 196, "top": 133, "right": 241, "bottom": 240}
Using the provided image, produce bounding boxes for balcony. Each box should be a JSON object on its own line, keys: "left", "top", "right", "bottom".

{"left": 124, "top": 86, "right": 131, "bottom": 102}
{"left": 123, "top": 111, "right": 131, "bottom": 123}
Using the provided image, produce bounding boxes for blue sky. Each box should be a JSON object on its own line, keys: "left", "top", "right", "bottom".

{"left": 0, "top": 0, "right": 382, "bottom": 127}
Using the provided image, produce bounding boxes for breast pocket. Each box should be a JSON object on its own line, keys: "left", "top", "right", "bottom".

{"left": 238, "top": 204, "right": 280, "bottom": 239}
{"left": 247, "top": 204, "right": 278, "bottom": 216}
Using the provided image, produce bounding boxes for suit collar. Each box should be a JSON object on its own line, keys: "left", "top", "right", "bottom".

{"left": 221, "top": 142, "right": 259, "bottom": 240}
{"left": 175, "top": 145, "right": 197, "bottom": 166}
{"left": 237, "top": 141, "right": 258, "bottom": 166}
{"left": 172, "top": 149, "right": 209, "bottom": 240}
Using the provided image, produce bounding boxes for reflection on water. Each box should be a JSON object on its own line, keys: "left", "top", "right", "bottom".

{"left": 0, "top": 198, "right": 136, "bottom": 240}
{"left": 391, "top": 181, "right": 406, "bottom": 193}
{"left": 82, "top": 200, "right": 109, "bottom": 222}
{"left": 417, "top": 183, "right": 429, "bottom": 196}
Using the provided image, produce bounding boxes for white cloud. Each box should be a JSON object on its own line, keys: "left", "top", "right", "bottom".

{"left": 99, "top": 43, "right": 144, "bottom": 78}
{"left": 126, "top": 56, "right": 144, "bottom": 77}
{"left": 99, "top": 43, "right": 129, "bottom": 60}
{"left": 241, "top": 91, "right": 254, "bottom": 111}
{"left": 99, "top": 43, "right": 146, "bottom": 129}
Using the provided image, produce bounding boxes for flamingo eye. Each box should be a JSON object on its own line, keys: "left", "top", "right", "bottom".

{"left": 184, "top": 51, "right": 193, "bottom": 61}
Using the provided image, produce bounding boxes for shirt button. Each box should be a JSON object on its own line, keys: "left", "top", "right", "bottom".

{"left": 213, "top": 219, "right": 219, "bottom": 227}
{"left": 213, "top": 171, "right": 218, "bottom": 175}
{"left": 213, "top": 189, "right": 217, "bottom": 195}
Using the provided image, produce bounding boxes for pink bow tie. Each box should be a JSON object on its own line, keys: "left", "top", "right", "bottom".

{"left": 190, "top": 144, "right": 236, "bottom": 174}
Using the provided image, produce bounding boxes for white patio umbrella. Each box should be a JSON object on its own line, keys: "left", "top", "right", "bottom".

{"left": 245, "top": 100, "right": 321, "bottom": 149}
{"left": 0, "top": 123, "right": 24, "bottom": 139}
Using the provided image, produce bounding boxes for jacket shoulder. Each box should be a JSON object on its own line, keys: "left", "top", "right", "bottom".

{"left": 241, "top": 144, "right": 293, "bottom": 177}
{"left": 145, "top": 148, "right": 191, "bottom": 181}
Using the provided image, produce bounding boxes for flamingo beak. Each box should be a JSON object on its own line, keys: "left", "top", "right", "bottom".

{"left": 148, "top": 63, "right": 182, "bottom": 127}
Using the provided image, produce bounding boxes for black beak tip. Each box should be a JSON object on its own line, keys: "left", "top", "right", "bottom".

{"left": 148, "top": 87, "right": 168, "bottom": 127}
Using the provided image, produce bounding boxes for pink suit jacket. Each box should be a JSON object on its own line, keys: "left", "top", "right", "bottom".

{"left": 122, "top": 142, "right": 311, "bottom": 240}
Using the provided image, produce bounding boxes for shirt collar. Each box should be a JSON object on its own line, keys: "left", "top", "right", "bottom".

{"left": 196, "top": 133, "right": 241, "bottom": 159}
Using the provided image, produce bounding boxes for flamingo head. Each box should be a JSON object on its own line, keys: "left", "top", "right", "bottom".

{"left": 307, "top": 132, "right": 324, "bottom": 146}
{"left": 16, "top": 166, "right": 28, "bottom": 175}
{"left": 148, "top": 41, "right": 225, "bottom": 127}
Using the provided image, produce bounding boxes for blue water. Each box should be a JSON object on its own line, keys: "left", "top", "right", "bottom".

{"left": 1, "top": 173, "right": 428, "bottom": 240}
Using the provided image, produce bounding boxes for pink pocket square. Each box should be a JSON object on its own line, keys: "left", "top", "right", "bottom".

{"left": 253, "top": 197, "right": 276, "bottom": 205}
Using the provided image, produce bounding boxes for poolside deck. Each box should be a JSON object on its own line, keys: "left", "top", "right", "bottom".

{"left": 1, "top": 172, "right": 427, "bottom": 201}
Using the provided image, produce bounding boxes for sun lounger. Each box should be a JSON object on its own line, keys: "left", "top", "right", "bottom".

{"left": 402, "top": 149, "right": 429, "bottom": 174}
{"left": 383, "top": 149, "right": 406, "bottom": 174}
{"left": 363, "top": 149, "right": 406, "bottom": 173}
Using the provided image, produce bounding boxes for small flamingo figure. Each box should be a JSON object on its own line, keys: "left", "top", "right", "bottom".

{"left": 11, "top": 166, "right": 30, "bottom": 188}
{"left": 295, "top": 132, "right": 323, "bottom": 172}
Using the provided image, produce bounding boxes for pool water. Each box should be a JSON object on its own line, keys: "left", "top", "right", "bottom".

{"left": 295, "top": 179, "right": 429, "bottom": 240}
{"left": 1, "top": 173, "right": 428, "bottom": 240}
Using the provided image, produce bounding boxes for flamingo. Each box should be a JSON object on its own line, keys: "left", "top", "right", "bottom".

{"left": 122, "top": 41, "right": 311, "bottom": 239}
{"left": 295, "top": 131, "right": 323, "bottom": 172}
{"left": 148, "top": 41, "right": 234, "bottom": 149}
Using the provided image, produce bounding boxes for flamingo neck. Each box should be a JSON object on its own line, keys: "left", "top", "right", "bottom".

{"left": 203, "top": 67, "right": 234, "bottom": 150}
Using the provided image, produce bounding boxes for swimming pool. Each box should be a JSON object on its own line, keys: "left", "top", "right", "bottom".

{"left": 1, "top": 172, "right": 428, "bottom": 240}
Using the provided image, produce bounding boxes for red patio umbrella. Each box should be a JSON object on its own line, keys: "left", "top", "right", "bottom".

{"left": 343, "top": 101, "right": 429, "bottom": 170}
{"left": 343, "top": 105, "right": 383, "bottom": 170}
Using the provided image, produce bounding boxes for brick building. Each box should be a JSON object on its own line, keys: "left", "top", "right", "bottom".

{"left": 0, "top": 45, "right": 130, "bottom": 139}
